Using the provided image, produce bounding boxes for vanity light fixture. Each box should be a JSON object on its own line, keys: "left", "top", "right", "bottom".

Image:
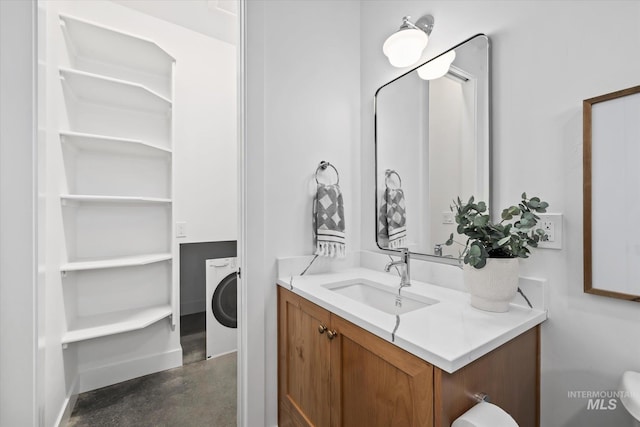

{"left": 382, "top": 15, "right": 434, "bottom": 68}
{"left": 417, "top": 50, "right": 456, "bottom": 80}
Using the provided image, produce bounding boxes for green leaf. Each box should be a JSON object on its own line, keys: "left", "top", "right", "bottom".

{"left": 501, "top": 209, "right": 513, "bottom": 221}
{"left": 473, "top": 215, "right": 489, "bottom": 227}
{"left": 466, "top": 242, "right": 488, "bottom": 269}
{"left": 477, "top": 201, "right": 487, "bottom": 212}
{"left": 522, "top": 192, "right": 527, "bottom": 199}
{"left": 497, "top": 236, "right": 511, "bottom": 246}
{"left": 445, "top": 233, "right": 454, "bottom": 246}
{"left": 473, "top": 257, "right": 487, "bottom": 269}
{"left": 469, "top": 244, "right": 481, "bottom": 257}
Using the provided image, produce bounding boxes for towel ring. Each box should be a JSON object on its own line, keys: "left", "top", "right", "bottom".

{"left": 385, "top": 169, "right": 402, "bottom": 189}
{"left": 315, "top": 161, "right": 340, "bottom": 185}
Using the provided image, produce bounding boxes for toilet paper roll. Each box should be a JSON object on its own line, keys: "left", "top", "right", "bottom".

{"left": 451, "top": 401, "right": 519, "bottom": 427}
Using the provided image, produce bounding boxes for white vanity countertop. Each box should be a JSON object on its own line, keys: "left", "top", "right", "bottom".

{"left": 277, "top": 267, "right": 547, "bottom": 373}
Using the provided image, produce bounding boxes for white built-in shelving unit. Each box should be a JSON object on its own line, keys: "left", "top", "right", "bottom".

{"left": 60, "top": 194, "right": 172, "bottom": 204}
{"left": 60, "top": 253, "right": 173, "bottom": 273}
{"left": 58, "top": 13, "right": 176, "bottom": 346}
{"left": 60, "top": 131, "right": 172, "bottom": 156}
{"left": 62, "top": 305, "right": 173, "bottom": 346}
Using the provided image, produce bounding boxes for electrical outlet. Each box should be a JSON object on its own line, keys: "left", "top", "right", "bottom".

{"left": 537, "top": 213, "right": 562, "bottom": 249}
{"left": 540, "top": 218, "right": 555, "bottom": 242}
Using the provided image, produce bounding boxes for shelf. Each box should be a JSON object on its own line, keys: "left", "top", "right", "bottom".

{"left": 60, "top": 68, "right": 171, "bottom": 113}
{"left": 59, "top": 14, "right": 174, "bottom": 77}
{"left": 60, "top": 131, "right": 171, "bottom": 157}
{"left": 62, "top": 304, "right": 172, "bottom": 345}
{"left": 60, "top": 194, "right": 172, "bottom": 205}
{"left": 60, "top": 253, "right": 172, "bottom": 272}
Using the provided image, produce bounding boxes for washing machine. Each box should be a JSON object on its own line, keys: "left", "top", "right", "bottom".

{"left": 205, "top": 257, "right": 238, "bottom": 359}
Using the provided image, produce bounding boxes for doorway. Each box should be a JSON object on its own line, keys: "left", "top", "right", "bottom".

{"left": 36, "top": 1, "right": 241, "bottom": 425}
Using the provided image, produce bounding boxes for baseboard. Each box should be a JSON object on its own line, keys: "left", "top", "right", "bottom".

{"left": 78, "top": 348, "right": 182, "bottom": 394}
{"left": 206, "top": 348, "right": 237, "bottom": 360}
{"left": 54, "top": 376, "right": 79, "bottom": 427}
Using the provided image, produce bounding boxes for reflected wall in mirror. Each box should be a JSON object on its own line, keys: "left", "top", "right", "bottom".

{"left": 375, "top": 34, "right": 490, "bottom": 259}
{"left": 584, "top": 85, "right": 640, "bottom": 302}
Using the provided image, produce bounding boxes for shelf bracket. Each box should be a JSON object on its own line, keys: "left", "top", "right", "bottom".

{"left": 62, "top": 343, "right": 68, "bottom": 350}
{"left": 61, "top": 270, "right": 67, "bottom": 278}
{"left": 169, "top": 314, "right": 176, "bottom": 331}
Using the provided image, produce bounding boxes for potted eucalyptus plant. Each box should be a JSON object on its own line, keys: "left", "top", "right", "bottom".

{"left": 444, "top": 193, "right": 549, "bottom": 312}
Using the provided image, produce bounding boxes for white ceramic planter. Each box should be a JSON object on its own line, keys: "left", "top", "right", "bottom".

{"left": 463, "top": 258, "right": 519, "bottom": 312}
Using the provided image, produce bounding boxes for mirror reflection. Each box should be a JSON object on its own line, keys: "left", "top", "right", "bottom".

{"left": 375, "top": 34, "right": 490, "bottom": 259}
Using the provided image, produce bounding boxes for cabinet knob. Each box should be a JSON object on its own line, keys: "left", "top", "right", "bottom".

{"left": 318, "top": 324, "right": 327, "bottom": 334}
{"left": 327, "top": 329, "right": 338, "bottom": 340}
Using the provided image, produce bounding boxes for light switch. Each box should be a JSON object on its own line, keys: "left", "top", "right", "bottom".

{"left": 176, "top": 221, "right": 187, "bottom": 238}
{"left": 442, "top": 212, "right": 454, "bottom": 224}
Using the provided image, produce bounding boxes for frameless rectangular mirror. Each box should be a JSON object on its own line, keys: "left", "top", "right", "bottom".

{"left": 584, "top": 85, "right": 640, "bottom": 302}
{"left": 374, "top": 34, "right": 490, "bottom": 262}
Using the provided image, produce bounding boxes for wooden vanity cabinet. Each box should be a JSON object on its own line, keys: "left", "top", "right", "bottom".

{"left": 278, "top": 286, "right": 333, "bottom": 426}
{"left": 329, "top": 314, "right": 434, "bottom": 427}
{"left": 278, "top": 287, "right": 539, "bottom": 427}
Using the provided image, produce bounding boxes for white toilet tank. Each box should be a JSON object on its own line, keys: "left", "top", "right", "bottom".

{"left": 451, "top": 401, "right": 518, "bottom": 427}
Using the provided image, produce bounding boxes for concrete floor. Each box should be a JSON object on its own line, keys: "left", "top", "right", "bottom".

{"left": 68, "top": 313, "right": 236, "bottom": 426}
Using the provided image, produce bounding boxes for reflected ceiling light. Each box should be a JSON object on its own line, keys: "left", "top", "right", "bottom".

{"left": 382, "top": 15, "right": 434, "bottom": 68}
{"left": 417, "top": 50, "right": 456, "bottom": 80}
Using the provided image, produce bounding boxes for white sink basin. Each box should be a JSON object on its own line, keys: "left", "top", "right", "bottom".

{"left": 323, "top": 279, "right": 438, "bottom": 315}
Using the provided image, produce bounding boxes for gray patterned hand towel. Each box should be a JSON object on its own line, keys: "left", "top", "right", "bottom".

{"left": 378, "top": 187, "right": 407, "bottom": 249}
{"left": 314, "top": 184, "right": 346, "bottom": 258}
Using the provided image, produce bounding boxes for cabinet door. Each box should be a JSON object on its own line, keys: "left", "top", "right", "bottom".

{"left": 278, "top": 288, "right": 332, "bottom": 427}
{"left": 330, "top": 315, "right": 434, "bottom": 427}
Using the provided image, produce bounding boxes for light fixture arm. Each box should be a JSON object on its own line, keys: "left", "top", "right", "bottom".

{"left": 400, "top": 15, "right": 434, "bottom": 36}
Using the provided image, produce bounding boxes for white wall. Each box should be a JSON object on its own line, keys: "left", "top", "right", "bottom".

{"left": 0, "top": 1, "right": 39, "bottom": 425}
{"left": 244, "top": 1, "right": 361, "bottom": 425}
{"left": 360, "top": 2, "right": 640, "bottom": 426}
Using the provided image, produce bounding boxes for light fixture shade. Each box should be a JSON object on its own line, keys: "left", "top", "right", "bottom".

{"left": 417, "top": 50, "right": 456, "bottom": 80}
{"left": 383, "top": 28, "right": 428, "bottom": 68}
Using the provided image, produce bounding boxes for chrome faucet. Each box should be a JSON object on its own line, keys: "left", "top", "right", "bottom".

{"left": 384, "top": 248, "right": 411, "bottom": 288}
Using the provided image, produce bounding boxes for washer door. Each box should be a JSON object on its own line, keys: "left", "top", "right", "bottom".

{"left": 211, "top": 272, "right": 237, "bottom": 328}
